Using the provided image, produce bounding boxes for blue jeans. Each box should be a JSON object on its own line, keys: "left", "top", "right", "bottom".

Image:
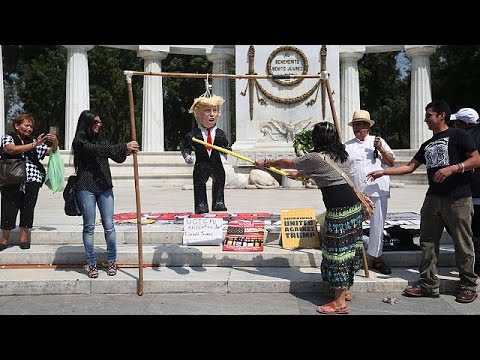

{"left": 76, "top": 188, "right": 117, "bottom": 266}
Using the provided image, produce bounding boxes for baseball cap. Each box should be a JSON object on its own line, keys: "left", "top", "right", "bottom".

{"left": 450, "top": 108, "right": 479, "bottom": 124}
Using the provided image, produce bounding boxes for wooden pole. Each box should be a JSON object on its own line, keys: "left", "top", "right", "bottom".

{"left": 320, "top": 46, "right": 327, "bottom": 119}
{"left": 126, "top": 74, "right": 145, "bottom": 295}
{"left": 324, "top": 77, "right": 343, "bottom": 143}
{"left": 123, "top": 70, "right": 323, "bottom": 80}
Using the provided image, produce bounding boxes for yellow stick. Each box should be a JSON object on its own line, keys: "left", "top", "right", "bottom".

{"left": 191, "top": 137, "right": 294, "bottom": 178}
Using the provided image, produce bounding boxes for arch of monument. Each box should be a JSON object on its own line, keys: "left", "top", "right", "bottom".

{"left": 0, "top": 44, "right": 435, "bottom": 158}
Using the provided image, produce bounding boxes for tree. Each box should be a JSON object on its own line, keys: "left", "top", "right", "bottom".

{"left": 15, "top": 46, "right": 67, "bottom": 142}
{"left": 358, "top": 51, "right": 410, "bottom": 149}
{"left": 430, "top": 45, "right": 480, "bottom": 114}
{"left": 88, "top": 46, "right": 144, "bottom": 146}
{"left": 2, "top": 45, "right": 63, "bottom": 131}
{"left": 2, "top": 45, "right": 144, "bottom": 148}
{"left": 162, "top": 54, "right": 212, "bottom": 150}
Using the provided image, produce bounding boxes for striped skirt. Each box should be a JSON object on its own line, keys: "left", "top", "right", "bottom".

{"left": 321, "top": 202, "right": 363, "bottom": 289}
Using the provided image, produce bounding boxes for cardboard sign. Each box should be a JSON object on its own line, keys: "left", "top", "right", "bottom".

{"left": 223, "top": 220, "right": 265, "bottom": 252}
{"left": 280, "top": 208, "right": 320, "bottom": 249}
{"left": 183, "top": 217, "right": 224, "bottom": 245}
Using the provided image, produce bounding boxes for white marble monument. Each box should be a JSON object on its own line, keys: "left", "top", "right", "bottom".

{"left": 231, "top": 45, "right": 340, "bottom": 171}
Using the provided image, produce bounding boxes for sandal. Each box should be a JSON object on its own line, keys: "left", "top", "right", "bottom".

{"left": 316, "top": 301, "right": 349, "bottom": 314}
{"left": 372, "top": 259, "right": 392, "bottom": 275}
{"left": 87, "top": 265, "right": 99, "bottom": 278}
{"left": 107, "top": 262, "right": 117, "bottom": 276}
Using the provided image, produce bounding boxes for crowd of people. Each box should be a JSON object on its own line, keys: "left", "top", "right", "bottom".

{"left": 1, "top": 98, "right": 479, "bottom": 312}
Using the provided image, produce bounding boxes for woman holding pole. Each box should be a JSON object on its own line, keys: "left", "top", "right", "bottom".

{"left": 255, "top": 122, "right": 363, "bottom": 314}
{"left": 72, "top": 110, "right": 139, "bottom": 278}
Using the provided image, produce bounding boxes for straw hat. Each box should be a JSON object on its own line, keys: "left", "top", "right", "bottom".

{"left": 348, "top": 110, "right": 375, "bottom": 127}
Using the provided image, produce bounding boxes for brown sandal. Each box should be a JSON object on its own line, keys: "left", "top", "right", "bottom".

{"left": 316, "top": 302, "right": 349, "bottom": 314}
{"left": 107, "top": 262, "right": 117, "bottom": 276}
{"left": 87, "top": 265, "right": 99, "bottom": 278}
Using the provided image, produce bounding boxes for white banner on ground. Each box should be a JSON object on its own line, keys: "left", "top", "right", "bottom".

{"left": 183, "top": 217, "right": 224, "bottom": 245}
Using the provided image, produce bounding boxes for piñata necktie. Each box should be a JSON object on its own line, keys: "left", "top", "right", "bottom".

{"left": 206, "top": 128, "right": 212, "bottom": 150}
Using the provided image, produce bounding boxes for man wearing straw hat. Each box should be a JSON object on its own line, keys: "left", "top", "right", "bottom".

{"left": 181, "top": 92, "right": 231, "bottom": 214}
{"left": 345, "top": 110, "right": 395, "bottom": 275}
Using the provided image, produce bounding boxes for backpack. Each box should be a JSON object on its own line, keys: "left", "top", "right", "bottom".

{"left": 63, "top": 175, "right": 81, "bottom": 216}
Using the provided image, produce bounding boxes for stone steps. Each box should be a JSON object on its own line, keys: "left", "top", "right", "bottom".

{"left": 0, "top": 243, "right": 456, "bottom": 268}
{"left": 0, "top": 265, "right": 463, "bottom": 296}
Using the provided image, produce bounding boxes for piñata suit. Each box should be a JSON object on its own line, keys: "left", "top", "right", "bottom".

{"left": 181, "top": 126, "right": 231, "bottom": 214}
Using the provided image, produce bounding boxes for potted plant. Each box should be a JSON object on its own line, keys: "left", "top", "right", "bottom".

{"left": 293, "top": 129, "right": 313, "bottom": 156}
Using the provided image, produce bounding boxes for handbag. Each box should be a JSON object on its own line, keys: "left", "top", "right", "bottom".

{"left": 63, "top": 175, "right": 82, "bottom": 216}
{"left": 0, "top": 158, "right": 27, "bottom": 186}
{"left": 322, "top": 154, "right": 374, "bottom": 221}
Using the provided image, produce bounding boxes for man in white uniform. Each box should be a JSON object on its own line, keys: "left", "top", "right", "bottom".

{"left": 345, "top": 110, "right": 396, "bottom": 274}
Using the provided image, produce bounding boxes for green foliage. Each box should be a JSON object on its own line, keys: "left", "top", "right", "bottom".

{"left": 358, "top": 52, "right": 410, "bottom": 149}
{"left": 293, "top": 128, "right": 313, "bottom": 155}
{"left": 14, "top": 46, "right": 67, "bottom": 142}
{"left": 88, "top": 47, "right": 143, "bottom": 146}
{"left": 162, "top": 54, "right": 212, "bottom": 150}
{"left": 430, "top": 46, "right": 480, "bottom": 113}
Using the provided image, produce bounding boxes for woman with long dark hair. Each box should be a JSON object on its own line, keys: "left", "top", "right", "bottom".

{"left": 255, "top": 121, "right": 363, "bottom": 314}
{"left": 72, "top": 110, "right": 139, "bottom": 278}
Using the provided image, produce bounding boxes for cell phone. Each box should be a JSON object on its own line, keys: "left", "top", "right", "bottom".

{"left": 49, "top": 126, "right": 57, "bottom": 135}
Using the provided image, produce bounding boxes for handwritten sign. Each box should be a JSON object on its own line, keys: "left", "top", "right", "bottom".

{"left": 183, "top": 217, "right": 224, "bottom": 245}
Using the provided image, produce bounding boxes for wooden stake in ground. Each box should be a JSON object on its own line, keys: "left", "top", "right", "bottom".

{"left": 125, "top": 72, "right": 145, "bottom": 295}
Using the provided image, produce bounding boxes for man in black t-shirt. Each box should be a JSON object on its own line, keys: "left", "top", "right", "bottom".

{"left": 451, "top": 107, "right": 480, "bottom": 277}
{"left": 367, "top": 100, "right": 480, "bottom": 303}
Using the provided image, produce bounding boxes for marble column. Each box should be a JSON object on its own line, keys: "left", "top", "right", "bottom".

{"left": 137, "top": 50, "right": 168, "bottom": 152}
{"left": 340, "top": 51, "right": 364, "bottom": 141}
{"left": 207, "top": 53, "right": 234, "bottom": 143}
{"left": 64, "top": 45, "right": 94, "bottom": 150}
{"left": 405, "top": 45, "right": 436, "bottom": 149}
{"left": 0, "top": 46, "right": 4, "bottom": 135}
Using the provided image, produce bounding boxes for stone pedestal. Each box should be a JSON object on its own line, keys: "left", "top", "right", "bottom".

{"left": 232, "top": 45, "right": 340, "bottom": 178}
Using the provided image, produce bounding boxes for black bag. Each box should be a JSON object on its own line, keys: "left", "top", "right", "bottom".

{"left": 63, "top": 175, "right": 82, "bottom": 216}
{"left": 0, "top": 158, "right": 27, "bottom": 186}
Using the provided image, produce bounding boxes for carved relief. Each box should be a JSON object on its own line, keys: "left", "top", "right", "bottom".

{"left": 260, "top": 118, "right": 315, "bottom": 142}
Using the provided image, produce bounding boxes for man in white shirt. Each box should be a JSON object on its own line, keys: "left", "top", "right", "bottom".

{"left": 345, "top": 110, "right": 396, "bottom": 274}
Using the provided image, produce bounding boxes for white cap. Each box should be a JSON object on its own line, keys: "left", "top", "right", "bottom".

{"left": 450, "top": 108, "right": 479, "bottom": 124}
